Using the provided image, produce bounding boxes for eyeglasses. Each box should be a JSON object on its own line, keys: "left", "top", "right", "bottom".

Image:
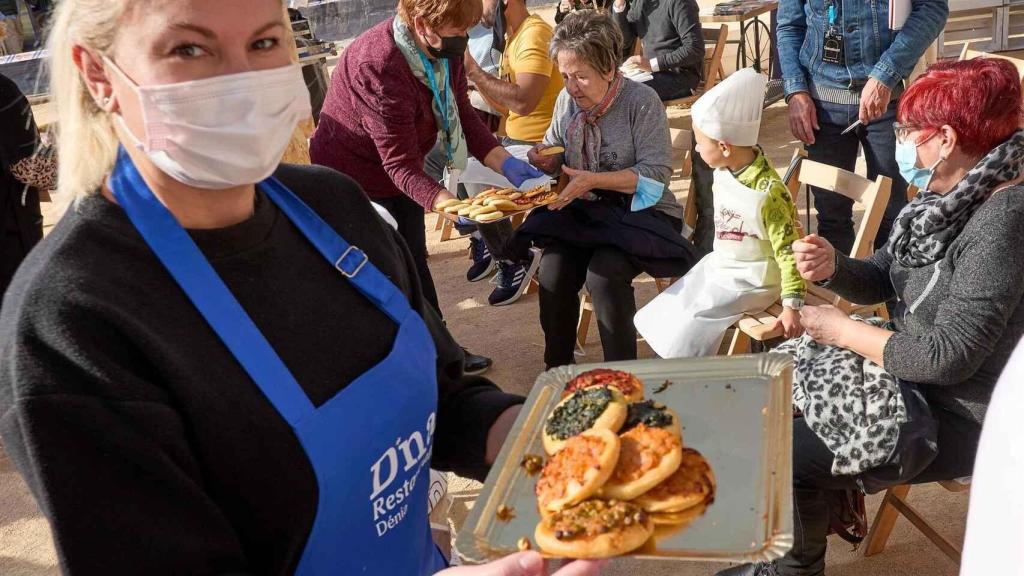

{"left": 893, "top": 122, "right": 938, "bottom": 146}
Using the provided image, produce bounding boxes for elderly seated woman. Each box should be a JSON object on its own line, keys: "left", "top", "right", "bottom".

{"left": 515, "top": 10, "right": 697, "bottom": 368}
{"left": 723, "top": 58, "right": 1024, "bottom": 576}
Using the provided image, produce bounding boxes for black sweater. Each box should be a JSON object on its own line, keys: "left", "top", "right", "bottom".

{"left": 613, "top": 0, "right": 705, "bottom": 86}
{"left": 0, "top": 164, "right": 523, "bottom": 575}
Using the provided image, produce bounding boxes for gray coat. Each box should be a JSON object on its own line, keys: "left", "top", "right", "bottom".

{"left": 827, "top": 187, "right": 1024, "bottom": 425}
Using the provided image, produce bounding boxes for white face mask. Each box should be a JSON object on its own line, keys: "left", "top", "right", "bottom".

{"left": 106, "top": 58, "right": 312, "bottom": 189}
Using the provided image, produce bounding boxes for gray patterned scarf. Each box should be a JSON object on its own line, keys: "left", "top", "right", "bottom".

{"left": 888, "top": 129, "right": 1024, "bottom": 268}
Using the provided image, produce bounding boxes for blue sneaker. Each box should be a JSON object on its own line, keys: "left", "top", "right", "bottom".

{"left": 488, "top": 249, "right": 541, "bottom": 306}
{"left": 466, "top": 237, "right": 495, "bottom": 282}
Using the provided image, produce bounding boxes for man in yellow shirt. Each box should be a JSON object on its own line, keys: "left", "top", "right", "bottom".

{"left": 465, "top": 0, "right": 563, "bottom": 145}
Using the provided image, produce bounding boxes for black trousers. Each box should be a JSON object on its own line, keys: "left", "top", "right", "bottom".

{"left": 690, "top": 133, "right": 715, "bottom": 255}
{"left": 780, "top": 411, "right": 981, "bottom": 576}
{"left": 646, "top": 71, "right": 698, "bottom": 102}
{"left": 374, "top": 194, "right": 442, "bottom": 318}
{"left": 538, "top": 242, "right": 642, "bottom": 368}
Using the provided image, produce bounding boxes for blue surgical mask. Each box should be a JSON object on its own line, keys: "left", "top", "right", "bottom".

{"left": 632, "top": 176, "right": 664, "bottom": 211}
{"left": 895, "top": 139, "right": 942, "bottom": 191}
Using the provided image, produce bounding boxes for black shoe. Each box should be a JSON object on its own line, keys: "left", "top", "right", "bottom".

{"left": 462, "top": 348, "right": 493, "bottom": 376}
{"left": 488, "top": 249, "right": 541, "bottom": 307}
{"left": 714, "top": 561, "right": 777, "bottom": 576}
{"left": 466, "top": 237, "right": 495, "bottom": 282}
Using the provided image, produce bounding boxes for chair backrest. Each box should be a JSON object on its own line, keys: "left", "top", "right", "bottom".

{"left": 668, "top": 128, "right": 697, "bottom": 236}
{"left": 701, "top": 25, "right": 729, "bottom": 92}
{"left": 786, "top": 155, "right": 892, "bottom": 311}
{"left": 958, "top": 43, "right": 1024, "bottom": 89}
{"left": 796, "top": 159, "right": 892, "bottom": 261}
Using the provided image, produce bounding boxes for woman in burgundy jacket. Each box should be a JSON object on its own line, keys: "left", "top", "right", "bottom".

{"left": 310, "top": 0, "right": 543, "bottom": 375}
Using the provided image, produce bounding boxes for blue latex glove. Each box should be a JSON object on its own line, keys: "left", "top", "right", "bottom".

{"left": 455, "top": 216, "right": 476, "bottom": 227}
{"left": 632, "top": 175, "right": 665, "bottom": 212}
{"left": 501, "top": 156, "right": 545, "bottom": 187}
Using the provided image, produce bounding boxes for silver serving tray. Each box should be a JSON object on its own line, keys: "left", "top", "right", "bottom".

{"left": 453, "top": 353, "right": 794, "bottom": 564}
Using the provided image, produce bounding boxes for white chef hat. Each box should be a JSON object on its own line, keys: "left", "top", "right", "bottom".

{"left": 691, "top": 67, "right": 768, "bottom": 147}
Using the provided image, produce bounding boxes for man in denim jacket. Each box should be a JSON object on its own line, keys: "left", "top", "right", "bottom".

{"left": 777, "top": 0, "right": 947, "bottom": 256}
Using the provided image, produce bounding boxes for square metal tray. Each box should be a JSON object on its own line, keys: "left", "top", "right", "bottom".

{"left": 453, "top": 354, "right": 794, "bottom": 564}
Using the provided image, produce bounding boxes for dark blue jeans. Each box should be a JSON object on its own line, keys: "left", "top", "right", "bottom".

{"left": 805, "top": 99, "right": 908, "bottom": 255}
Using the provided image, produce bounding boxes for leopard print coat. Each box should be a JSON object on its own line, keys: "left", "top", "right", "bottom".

{"left": 776, "top": 317, "right": 906, "bottom": 476}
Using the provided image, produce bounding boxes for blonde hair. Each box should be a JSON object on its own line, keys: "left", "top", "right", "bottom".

{"left": 48, "top": 0, "right": 290, "bottom": 202}
{"left": 48, "top": 0, "right": 131, "bottom": 203}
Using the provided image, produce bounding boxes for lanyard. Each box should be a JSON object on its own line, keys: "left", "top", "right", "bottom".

{"left": 825, "top": 0, "right": 839, "bottom": 27}
{"left": 416, "top": 53, "right": 454, "bottom": 166}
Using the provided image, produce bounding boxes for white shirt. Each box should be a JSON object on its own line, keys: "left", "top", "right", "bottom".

{"left": 960, "top": 340, "right": 1024, "bottom": 576}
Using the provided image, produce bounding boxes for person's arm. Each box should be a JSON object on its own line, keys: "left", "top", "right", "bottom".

{"left": 0, "top": 300, "right": 257, "bottom": 575}
{"left": 881, "top": 208, "right": 1024, "bottom": 385}
{"left": 871, "top": 0, "right": 948, "bottom": 90}
{"left": 465, "top": 26, "right": 554, "bottom": 117}
{"left": 354, "top": 64, "right": 447, "bottom": 208}
{"left": 612, "top": 0, "right": 638, "bottom": 63}
{"left": 823, "top": 247, "right": 897, "bottom": 304}
{"left": 386, "top": 226, "right": 524, "bottom": 480}
{"left": 762, "top": 180, "right": 806, "bottom": 301}
{"left": 776, "top": 0, "right": 810, "bottom": 98}
{"left": 650, "top": 0, "right": 705, "bottom": 72}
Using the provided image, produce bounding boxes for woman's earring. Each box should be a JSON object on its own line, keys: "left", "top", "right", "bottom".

{"left": 722, "top": 148, "right": 730, "bottom": 158}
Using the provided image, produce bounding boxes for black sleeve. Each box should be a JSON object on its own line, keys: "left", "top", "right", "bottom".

{"left": 555, "top": 5, "right": 567, "bottom": 24}
{"left": 0, "top": 290, "right": 257, "bottom": 575}
{"left": 656, "top": 0, "right": 706, "bottom": 71}
{"left": 0, "top": 75, "right": 39, "bottom": 171}
{"left": 384, "top": 225, "right": 524, "bottom": 481}
{"left": 612, "top": 3, "right": 638, "bottom": 63}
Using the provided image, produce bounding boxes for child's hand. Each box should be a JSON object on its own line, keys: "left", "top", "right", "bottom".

{"left": 777, "top": 307, "right": 804, "bottom": 339}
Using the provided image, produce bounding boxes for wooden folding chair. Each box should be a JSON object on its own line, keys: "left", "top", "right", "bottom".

{"left": 863, "top": 478, "right": 972, "bottom": 565}
{"left": 959, "top": 43, "right": 1024, "bottom": 90}
{"left": 662, "top": 25, "right": 729, "bottom": 109}
{"left": 728, "top": 154, "right": 893, "bottom": 353}
{"left": 576, "top": 128, "right": 694, "bottom": 348}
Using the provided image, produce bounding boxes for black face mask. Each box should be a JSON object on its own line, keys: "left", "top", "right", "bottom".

{"left": 427, "top": 34, "right": 469, "bottom": 60}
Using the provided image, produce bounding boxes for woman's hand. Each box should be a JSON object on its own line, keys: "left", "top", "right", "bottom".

{"left": 437, "top": 551, "right": 605, "bottom": 576}
{"left": 792, "top": 234, "right": 836, "bottom": 282}
{"left": 799, "top": 305, "right": 851, "bottom": 347}
{"left": 527, "top": 144, "right": 564, "bottom": 175}
{"left": 775, "top": 307, "right": 805, "bottom": 339}
{"left": 550, "top": 166, "right": 597, "bottom": 210}
{"left": 502, "top": 156, "right": 546, "bottom": 188}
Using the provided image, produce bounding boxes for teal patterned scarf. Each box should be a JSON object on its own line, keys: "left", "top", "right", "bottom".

{"left": 392, "top": 18, "right": 468, "bottom": 170}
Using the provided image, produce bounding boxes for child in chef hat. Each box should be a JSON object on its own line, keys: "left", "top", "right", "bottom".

{"left": 634, "top": 68, "right": 806, "bottom": 358}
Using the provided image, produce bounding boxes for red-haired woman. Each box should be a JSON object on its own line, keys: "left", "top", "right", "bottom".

{"left": 310, "top": 0, "right": 547, "bottom": 375}
{"left": 723, "top": 58, "right": 1024, "bottom": 576}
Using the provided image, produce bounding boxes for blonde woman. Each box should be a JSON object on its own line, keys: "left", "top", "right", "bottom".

{"left": 0, "top": 1, "right": 601, "bottom": 574}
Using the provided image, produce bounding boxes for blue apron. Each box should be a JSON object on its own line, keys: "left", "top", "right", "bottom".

{"left": 109, "top": 150, "right": 448, "bottom": 575}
